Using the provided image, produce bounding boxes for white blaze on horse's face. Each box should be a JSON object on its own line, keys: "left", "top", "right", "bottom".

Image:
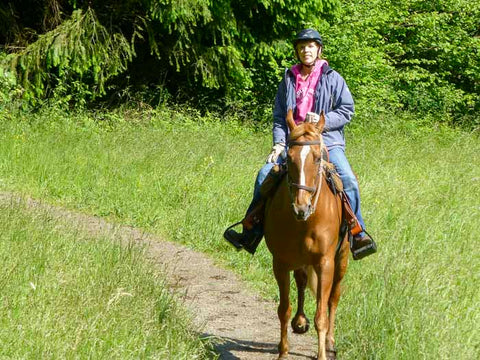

{"left": 299, "top": 145, "right": 311, "bottom": 188}
{"left": 290, "top": 144, "right": 315, "bottom": 221}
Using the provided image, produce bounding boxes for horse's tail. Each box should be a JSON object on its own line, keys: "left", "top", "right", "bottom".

{"left": 306, "top": 265, "right": 318, "bottom": 296}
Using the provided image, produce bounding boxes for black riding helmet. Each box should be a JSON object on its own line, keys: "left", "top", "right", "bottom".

{"left": 293, "top": 29, "right": 323, "bottom": 47}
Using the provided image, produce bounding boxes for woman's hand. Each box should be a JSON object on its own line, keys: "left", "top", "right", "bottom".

{"left": 266, "top": 143, "right": 285, "bottom": 163}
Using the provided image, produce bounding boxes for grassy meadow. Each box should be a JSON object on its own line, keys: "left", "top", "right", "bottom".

{"left": 0, "top": 106, "right": 479, "bottom": 359}
{"left": 0, "top": 197, "right": 215, "bottom": 358}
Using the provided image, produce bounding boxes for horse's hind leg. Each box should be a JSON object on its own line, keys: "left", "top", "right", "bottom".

{"left": 326, "top": 242, "right": 349, "bottom": 359}
{"left": 291, "top": 267, "right": 310, "bottom": 334}
{"left": 273, "top": 260, "right": 292, "bottom": 359}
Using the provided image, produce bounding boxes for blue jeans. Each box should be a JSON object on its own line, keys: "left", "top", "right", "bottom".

{"left": 247, "top": 162, "right": 275, "bottom": 213}
{"left": 248, "top": 147, "right": 367, "bottom": 236}
{"left": 328, "top": 147, "right": 366, "bottom": 235}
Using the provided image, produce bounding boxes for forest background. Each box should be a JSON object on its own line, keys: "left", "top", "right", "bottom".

{"left": 0, "top": 0, "right": 479, "bottom": 128}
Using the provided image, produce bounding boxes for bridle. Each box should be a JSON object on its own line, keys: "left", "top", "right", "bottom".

{"left": 286, "top": 137, "right": 325, "bottom": 219}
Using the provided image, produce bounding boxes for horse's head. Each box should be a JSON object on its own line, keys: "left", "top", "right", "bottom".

{"left": 286, "top": 110, "right": 326, "bottom": 221}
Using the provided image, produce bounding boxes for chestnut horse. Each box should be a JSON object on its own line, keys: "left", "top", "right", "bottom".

{"left": 264, "top": 111, "right": 349, "bottom": 360}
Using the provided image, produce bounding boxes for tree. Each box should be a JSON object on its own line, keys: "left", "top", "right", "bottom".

{"left": 0, "top": 0, "right": 339, "bottom": 113}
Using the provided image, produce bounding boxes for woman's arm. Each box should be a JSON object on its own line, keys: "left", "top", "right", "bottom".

{"left": 272, "top": 77, "right": 289, "bottom": 145}
{"left": 324, "top": 72, "right": 355, "bottom": 132}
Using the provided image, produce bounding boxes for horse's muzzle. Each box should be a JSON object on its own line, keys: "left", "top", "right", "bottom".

{"left": 293, "top": 203, "right": 312, "bottom": 221}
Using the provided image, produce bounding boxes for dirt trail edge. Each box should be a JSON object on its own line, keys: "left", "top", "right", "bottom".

{"left": 1, "top": 193, "right": 317, "bottom": 360}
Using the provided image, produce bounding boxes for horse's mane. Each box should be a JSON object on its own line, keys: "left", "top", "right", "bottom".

{"left": 289, "top": 122, "right": 319, "bottom": 142}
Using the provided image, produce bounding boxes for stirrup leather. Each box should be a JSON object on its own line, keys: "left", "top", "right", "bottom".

{"left": 341, "top": 192, "right": 362, "bottom": 236}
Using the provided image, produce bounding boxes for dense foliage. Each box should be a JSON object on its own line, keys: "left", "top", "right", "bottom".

{"left": 326, "top": 0, "right": 480, "bottom": 126}
{"left": 3, "top": 8, "right": 133, "bottom": 106}
{"left": 0, "top": 0, "right": 478, "bottom": 126}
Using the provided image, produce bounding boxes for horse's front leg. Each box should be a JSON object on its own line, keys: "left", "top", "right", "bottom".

{"left": 314, "top": 257, "right": 334, "bottom": 360}
{"left": 291, "top": 267, "right": 310, "bottom": 334}
{"left": 273, "top": 259, "right": 291, "bottom": 359}
{"left": 326, "top": 241, "right": 349, "bottom": 359}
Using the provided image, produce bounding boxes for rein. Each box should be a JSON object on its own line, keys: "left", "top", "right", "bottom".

{"left": 290, "top": 183, "right": 317, "bottom": 193}
{"left": 288, "top": 140, "right": 322, "bottom": 147}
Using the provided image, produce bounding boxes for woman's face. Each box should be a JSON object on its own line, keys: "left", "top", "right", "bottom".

{"left": 296, "top": 40, "right": 321, "bottom": 66}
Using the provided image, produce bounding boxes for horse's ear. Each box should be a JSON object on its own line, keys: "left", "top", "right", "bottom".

{"left": 286, "top": 109, "right": 296, "bottom": 132}
{"left": 316, "top": 111, "right": 326, "bottom": 132}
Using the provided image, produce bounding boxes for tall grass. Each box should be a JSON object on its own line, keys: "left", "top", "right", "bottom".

{"left": 0, "top": 106, "right": 478, "bottom": 359}
{"left": 0, "top": 198, "right": 214, "bottom": 359}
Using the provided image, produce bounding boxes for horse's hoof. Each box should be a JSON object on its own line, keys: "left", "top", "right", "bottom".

{"left": 277, "top": 342, "right": 289, "bottom": 359}
{"left": 326, "top": 348, "right": 337, "bottom": 360}
{"left": 291, "top": 316, "right": 310, "bottom": 334}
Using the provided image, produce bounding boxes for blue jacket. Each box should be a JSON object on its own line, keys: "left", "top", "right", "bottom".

{"left": 272, "top": 63, "right": 354, "bottom": 150}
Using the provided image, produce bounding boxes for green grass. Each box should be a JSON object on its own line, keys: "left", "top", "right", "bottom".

{"left": 0, "top": 198, "right": 215, "bottom": 359}
{"left": 0, "top": 106, "right": 479, "bottom": 359}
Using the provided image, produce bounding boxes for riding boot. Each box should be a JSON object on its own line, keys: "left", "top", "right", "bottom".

{"left": 223, "top": 200, "right": 265, "bottom": 255}
{"left": 224, "top": 164, "right": 285, "bottom": 255}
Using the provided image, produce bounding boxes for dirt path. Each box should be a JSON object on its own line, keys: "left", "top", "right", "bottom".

{"left": 1, "top": 193, "right": 317, "bottom": 359}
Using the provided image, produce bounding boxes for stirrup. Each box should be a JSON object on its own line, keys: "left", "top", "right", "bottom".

{"left": 223, "top": 221, "right": 244, "bottom": 250}
{"left": 350, "top": 232, "right": 377, "bottom": 260}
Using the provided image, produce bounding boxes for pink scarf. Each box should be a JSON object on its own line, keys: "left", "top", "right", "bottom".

{"left": 291, "top": 59, "right": 327, "bottom": 124}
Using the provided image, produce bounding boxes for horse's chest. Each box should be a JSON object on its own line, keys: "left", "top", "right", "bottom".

{"left": 265, "top": 224, "right": 325, "bottom": 261}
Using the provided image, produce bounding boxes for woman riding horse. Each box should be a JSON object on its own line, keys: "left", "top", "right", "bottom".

{"left": 224, "top": 28, "right": 376, "bottom": 260}
{"left": 265, "top": 111, "right": 348, "bottom": 360}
